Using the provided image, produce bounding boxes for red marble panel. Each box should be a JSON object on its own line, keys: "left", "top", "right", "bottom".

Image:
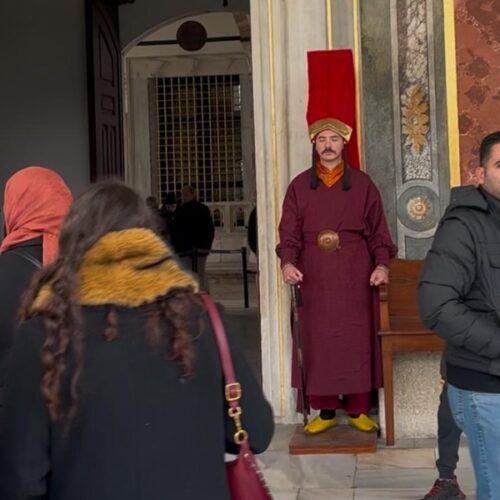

{"left": 455, "top": 0, "right": 500, "bottom": 185}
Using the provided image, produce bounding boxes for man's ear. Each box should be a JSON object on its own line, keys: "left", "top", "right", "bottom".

{"left": 476, "top": 166, "right": 485, "bottom": 185}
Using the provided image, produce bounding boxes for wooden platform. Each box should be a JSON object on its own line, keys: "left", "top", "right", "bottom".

{"left": 289, "top": 424, "right": 378, "bottom": 455}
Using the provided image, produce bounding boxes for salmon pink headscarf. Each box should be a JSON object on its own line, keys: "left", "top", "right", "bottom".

{"left": 1, "top": 166, "right": 73, "bottom": 265}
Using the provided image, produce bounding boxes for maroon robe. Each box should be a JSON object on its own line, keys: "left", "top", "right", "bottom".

{"left": 276, "top": 167, "right": 397, "bottom": 401}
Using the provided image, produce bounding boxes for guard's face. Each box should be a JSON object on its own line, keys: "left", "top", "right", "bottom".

{"left": 314, "top": 130, "right": 344, "bottom": 165}
{"left": 477, "top": 143, "right": 500, "bottom": 199}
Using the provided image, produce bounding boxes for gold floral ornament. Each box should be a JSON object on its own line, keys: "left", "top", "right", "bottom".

{"left": 401, "top": 84, "right": 430, "bottom": 156}
{"left": 407, "top": 196, "right": 432, "bottom": 221}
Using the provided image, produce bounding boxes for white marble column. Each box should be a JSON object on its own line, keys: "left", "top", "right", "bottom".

{"left": 240, "top": 72, "right": 256, "bottom": 203}
{"left": 124, "top": 59, "right": 152, "bottom": 197}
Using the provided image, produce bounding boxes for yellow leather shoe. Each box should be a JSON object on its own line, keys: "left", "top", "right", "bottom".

{"left": 304, "top": 416, "right": 338, "bottom": 434}
{"left": 348, "top": 413, "right": 379, "bottom": 432}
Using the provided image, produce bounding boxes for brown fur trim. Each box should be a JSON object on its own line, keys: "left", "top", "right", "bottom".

{"left": 32, "top": 229, "right": 199, "bottom": 311}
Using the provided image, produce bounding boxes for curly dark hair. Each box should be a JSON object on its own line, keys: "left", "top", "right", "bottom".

{"left": 21, "top": 181, "right": 199, "bottom": 422}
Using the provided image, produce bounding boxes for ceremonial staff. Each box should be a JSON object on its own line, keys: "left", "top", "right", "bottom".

{"left": 291, "top": 284, "right": 309, "bottom": 426}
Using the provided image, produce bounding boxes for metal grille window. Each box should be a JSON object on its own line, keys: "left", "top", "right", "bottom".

{"left": 153, "top": 75, "right": 243, "bottom": 204}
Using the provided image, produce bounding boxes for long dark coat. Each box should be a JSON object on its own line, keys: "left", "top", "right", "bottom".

{"left": 276, "top": 168, "right": 397, "bottom": 398}
{"left": 171, "top": 200, "right": 215, "bottom": 256}
{"left": 0, "top": 237, "right": 42, "bottom": 420}
{"left": 0, "top": 305, "right": 273, "bottom": 500}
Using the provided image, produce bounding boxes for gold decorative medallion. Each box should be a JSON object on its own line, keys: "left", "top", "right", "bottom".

{"left": 406, "top": 196, "right": 432, "bottom": 221}
{"left": 317, "top": 230, "right": 340, "bottom": 251}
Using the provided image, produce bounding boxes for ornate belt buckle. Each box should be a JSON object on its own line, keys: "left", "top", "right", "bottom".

{"left": 317, "top": 230, "right": 340, "bottom": 251}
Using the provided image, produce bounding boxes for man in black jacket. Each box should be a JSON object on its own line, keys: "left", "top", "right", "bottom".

{"left": 419, "top": 131, "right": 500, "bottom": 500}
{"left": 172, "top": 186, "right": 215, "bottom": 291}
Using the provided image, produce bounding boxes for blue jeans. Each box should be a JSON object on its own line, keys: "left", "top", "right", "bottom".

{"left": 448, "top": 384, "right": 500, "bottom": 500}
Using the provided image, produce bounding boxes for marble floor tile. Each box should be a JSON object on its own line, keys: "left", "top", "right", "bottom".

{"left": 356, "top": 448, "right": 435, "bottom": 469}
{"left": 377, "top": 437, "right": 415, "bottom": 449}
{"left": 354, "top": 488, "right": 430, "bottom": 499}
{"left": 270, "top": 489, "right": 299, "bottom": 500}
{"left": 298, "top": 488, "right": 354, "bottom": 499}
{"left": 457, "top": 456, "right": 473, "bottom": 471}
{"left": 268, "top": 424, "right": 297, "bottom": 452}
{"left": 355, "top": 467, "right": 437, "bottom": 489}
{"left": 414, "top": 437, "right": 437, "bottom": 449}
{"left": 259, "top": 451, "right": 302, "bottom": 491}
{"left": 293, "top": 453, "right": 356, "bottom": 489}
{"left": 258, "top": 450, "right": 356, "bottom": 490}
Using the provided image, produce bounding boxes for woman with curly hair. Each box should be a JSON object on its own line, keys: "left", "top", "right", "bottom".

{"left": 0, "top": 182, "right": 273, "bottom": 500}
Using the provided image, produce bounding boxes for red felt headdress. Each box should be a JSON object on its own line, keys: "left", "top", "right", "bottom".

{"left": 306, "top": 49, "right": 360, "bottom": 169}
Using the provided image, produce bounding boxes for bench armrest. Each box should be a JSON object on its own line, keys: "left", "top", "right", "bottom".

{"left": 379, "top": 285, "right": 390, "bottom": 331}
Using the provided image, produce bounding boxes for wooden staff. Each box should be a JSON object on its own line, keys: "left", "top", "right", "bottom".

{"left": 291, "top": 284, "right": 309, "bottom": 426}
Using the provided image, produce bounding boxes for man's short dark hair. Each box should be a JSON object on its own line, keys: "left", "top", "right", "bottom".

{"left": 480, "top": 131, "right": 500, "bottom": 166}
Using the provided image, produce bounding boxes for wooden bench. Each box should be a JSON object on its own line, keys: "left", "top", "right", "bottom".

{"left": 379, "top": 258, "right": 444, "bottom": 445}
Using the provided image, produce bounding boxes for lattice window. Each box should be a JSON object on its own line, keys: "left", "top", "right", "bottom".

{"left": 152, "top": 75, "right": 243, "bottom": 203}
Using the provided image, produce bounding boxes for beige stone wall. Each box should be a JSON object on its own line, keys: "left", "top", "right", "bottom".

{"left": 379, "top": 354, "right": 442, "bottom": 439}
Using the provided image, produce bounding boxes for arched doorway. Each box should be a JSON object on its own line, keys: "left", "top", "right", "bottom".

{"left": 122, "top": 9, "right": 261, "bottom": 378}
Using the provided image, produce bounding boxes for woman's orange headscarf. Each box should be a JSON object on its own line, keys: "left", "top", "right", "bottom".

{"left": 1, "top": 166, "right": 73, "bottom": 265}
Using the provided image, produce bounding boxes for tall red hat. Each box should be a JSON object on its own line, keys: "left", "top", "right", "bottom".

{"left": 306, "top": 49, "right": 360, "bottom": 169}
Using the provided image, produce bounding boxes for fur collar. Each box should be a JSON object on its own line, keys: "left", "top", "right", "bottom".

{"left": 33, "top": 228, "right": 198, "bottom": 311}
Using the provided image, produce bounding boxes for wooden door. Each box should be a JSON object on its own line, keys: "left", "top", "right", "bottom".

{"left": 86, "top": 0, "right": 124, "bottom": 181}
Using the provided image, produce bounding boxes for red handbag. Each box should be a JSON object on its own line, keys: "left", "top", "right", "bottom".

{"left": 200, "top": 294, "right": 273, "bottom": 500}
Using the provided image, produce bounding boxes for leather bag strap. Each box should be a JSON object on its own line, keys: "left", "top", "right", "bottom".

{"left": 9, "top": 249, "right": 42, "bottom": 269}
{"left": 199, "top": 293, "right": 248, "bottom": 444}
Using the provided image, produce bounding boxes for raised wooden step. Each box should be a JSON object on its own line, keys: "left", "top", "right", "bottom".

{"left": 289, "top": 423, "right": 377, "bottom": 455}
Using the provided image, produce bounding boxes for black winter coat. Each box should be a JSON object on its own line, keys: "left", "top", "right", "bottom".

{"left": 419, "top": 186, "right": 500, "bottom": 377}
{"left": 0, "top": 304, "right": 273, "bottom": 500}
{"left": 0, "top": 238, "right": 42, "bottom": 417}
{"left": 247, "top": 208, "right": 257, "bottom": 256}
{"left": 171, "top": 200, "right": 215, "bottom": 255}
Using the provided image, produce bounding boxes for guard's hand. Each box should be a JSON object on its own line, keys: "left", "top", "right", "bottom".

{"left": 282, "top": 263, "right": 303, "bottom": 285}
{"left": 370, "top": 265, "right": 389, "bottom": 287}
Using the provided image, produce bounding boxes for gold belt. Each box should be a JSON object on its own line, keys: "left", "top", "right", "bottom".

{"left": 317, "top": 230, "right": 340, "bottom": 251}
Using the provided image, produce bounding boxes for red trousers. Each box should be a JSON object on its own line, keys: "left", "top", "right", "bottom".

{"left": 309, "top": 392, "right": 371, "bottom": 414}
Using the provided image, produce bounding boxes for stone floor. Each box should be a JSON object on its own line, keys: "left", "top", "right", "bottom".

{"left": 208, "top": 268, "right": 259, "bottom": 310}
{"left": 258, "top": 425, "right": 476, "bottom": 499}
{"left": 210, "top": 271, "right": 477, "bottom": 499}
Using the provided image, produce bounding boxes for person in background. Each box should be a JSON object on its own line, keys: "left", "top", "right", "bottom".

{"left": 146, "top": 195, "right": 167, "bottom": 240}
{"left": 159, "top": 192, "right": 178, "bottom": 244}
{"left": 146, "top": 196, "right": 158, "bottom": 211}
{"left": 0, "top": 166, "right": 72, "bottom": 426}
{"left": 247, "top": 207, "right": 257, "bottom": 256}
{"left": 172, "top": 185, "right": 215, "bottom": 291}
{"left": 0, "top": 181, "right": 273, "bottom": 500}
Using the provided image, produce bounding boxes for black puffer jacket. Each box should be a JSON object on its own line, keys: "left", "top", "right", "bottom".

{"left": 419, "top": 186, "right": 500, "bottom": 377}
